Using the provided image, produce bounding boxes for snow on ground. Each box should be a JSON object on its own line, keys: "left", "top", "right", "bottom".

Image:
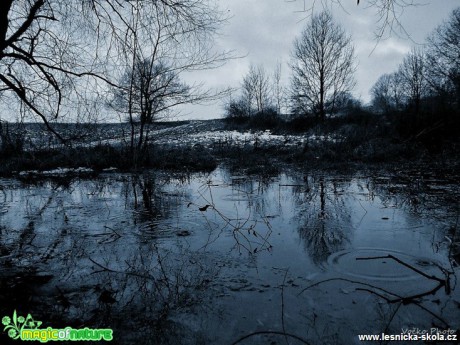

{"left": 19, "top": 167, "right": 95, "bottom": 177}
{"left": 88, "top": 120, "right": 340, "bottom": 149}
{"left": 10, "top": 120, "right": 340, "bottom": 152}
{"left": 155, "top": 128, "right": 338, "bottom": 149}
{"left": 14, "top": 120, "right": 341, "bottom": 175}
{"left": 143, "top": 120, "right": 339, "bottom": 149}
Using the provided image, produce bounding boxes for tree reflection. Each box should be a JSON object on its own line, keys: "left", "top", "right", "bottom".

{"left": 122, "top": 174, "right": 190, "bottom": 237}
{"left": 296, "top": 176, "right": 352, "bottom": 264}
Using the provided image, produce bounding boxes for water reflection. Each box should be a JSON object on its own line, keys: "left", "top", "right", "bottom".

{"left": 0, "top": 167, "right": 458, "bottom": 344}
{"left": 296, "top": 176, "right": 352, "bottom": 264}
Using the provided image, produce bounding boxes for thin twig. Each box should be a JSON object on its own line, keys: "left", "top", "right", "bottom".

{"left": 356, "top": 254, "right": 445, "bottom": 283}
{"left": 380, "top": 302, "right": 402, "bottom": 345}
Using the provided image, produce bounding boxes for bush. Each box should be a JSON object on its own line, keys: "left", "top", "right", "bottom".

{"left": 284, "top": 115, "right": 317, "bottom": 132}
{"left": 248, "top": 107, "right": 283, "bottom": 129}
{"left": 224, "top": 100, "right": 249, "bottom": 124}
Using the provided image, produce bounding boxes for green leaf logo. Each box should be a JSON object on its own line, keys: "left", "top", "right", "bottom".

{"left": 1, "top": 316, "right": 10, "bottom": 326}
{"left": 2, "top": 311, "right": 42, "bottom": 340}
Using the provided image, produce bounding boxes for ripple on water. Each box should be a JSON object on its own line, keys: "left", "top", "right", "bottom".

{"left": 326, "top": 248, "right": 443, "bottom": 282}
{"left": 137, "top": 219, "right": 202, "bottom": 240}
{"left": 220, "top": 192, "right": 252, "bottom": 202}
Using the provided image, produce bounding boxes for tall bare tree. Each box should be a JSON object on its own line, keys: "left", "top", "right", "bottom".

{"left": 272, "top": 62, "right": 284, "bottom": 115}
{"left": 370, "top": 72, "right": 405, "bottom": 114}
{"left": 112, "top": 59, "right": 190, "bottom": 154}
{"left": 290, "top": 11, "right": 355, "bottom": 120}
{"left": 398, "top": 47, "right": 426, "bottom": 117}
{"left": 242, "top": 64, "right": 271, "bottom": 115}
{"left": 102, "top": 1, "right": 230, "bottom": 166}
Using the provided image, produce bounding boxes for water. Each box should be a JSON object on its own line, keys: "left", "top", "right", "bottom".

{"left": 0, "top": 166, "right": 458, "bottom": 344}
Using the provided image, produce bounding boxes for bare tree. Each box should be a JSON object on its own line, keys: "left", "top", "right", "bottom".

{"left": 398, "top": 47, "right": 426, "bottom": 117}
{"left": 112, "top": 59, "right": 190, "bottom": 154}
{"left": 370, "top": 72, "right": 405, "bottom": 114}
{"left": 242, "top": 64, "right": 271, "bottom": 115}
{"left": 103, "top": 0, "right": 229, "bottom": 166}
{"left": 290, "top": 11, "right": 355, "bottom": 120}
{"left": 272, "top": 62, "right": 284, "bottom": 115}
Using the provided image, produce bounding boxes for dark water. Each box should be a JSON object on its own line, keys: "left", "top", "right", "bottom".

{"left": 0, "top": 166, "right": 459, "bottom": 344}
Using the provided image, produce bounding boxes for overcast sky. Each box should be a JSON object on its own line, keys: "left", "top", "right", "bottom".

{"left": 179, "top": 0, "right": 460, "bottom": 120}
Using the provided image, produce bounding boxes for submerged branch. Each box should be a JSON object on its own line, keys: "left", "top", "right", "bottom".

{"left": 356, "top": 254, "right": 446, "bottom": 284}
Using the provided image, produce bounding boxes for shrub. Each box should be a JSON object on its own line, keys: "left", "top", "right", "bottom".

{"left": 248, "top": 107, "right": 282, "bottom": 129}
{"left": 224, "top": 100, "right": 249, "bottom": 124}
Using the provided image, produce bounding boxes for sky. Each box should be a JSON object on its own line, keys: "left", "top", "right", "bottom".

{"left": 1, "top": 0, "right": 459, "bottom": 123}
{"left": 178, "top": 0, "right": 460, "bottom": 120}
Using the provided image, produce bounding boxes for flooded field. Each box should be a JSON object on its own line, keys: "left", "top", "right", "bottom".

{"left": 0, "top": 166, "right": 459, "bottom": 344}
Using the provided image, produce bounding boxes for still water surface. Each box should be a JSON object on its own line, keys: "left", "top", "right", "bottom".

{"left": 0, "top": 166, "right": 458, "bottom": 344}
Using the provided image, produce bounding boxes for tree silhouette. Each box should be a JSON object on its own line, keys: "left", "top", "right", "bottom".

{"left": 370, "top": 73, "right": 405, "bottom": 114}
{"left": 398, "top": 47, "right": 427, "bottom": 118}
{"left": 426, "top": 7, "right": 460, "bottom": 109}
{"left": 290, "top": 11, "right": 355, "bottom": 120}
{"left": 242, "top": 64, "right": 271, "bottom": 115}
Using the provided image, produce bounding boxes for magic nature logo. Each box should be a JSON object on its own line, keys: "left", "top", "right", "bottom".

{"left": 2, "top": 310, "right": 113, "bottom": 342}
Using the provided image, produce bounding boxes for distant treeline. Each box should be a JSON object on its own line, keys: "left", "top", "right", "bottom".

{"left": 224, "top": 9, "right": 460, "bottom": 149}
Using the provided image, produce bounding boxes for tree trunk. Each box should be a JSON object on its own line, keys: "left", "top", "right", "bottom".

{"left": 319, "top": 72, "right": 325, "bottom": 121}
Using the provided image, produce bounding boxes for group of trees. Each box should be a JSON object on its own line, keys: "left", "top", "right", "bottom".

{"left": 370, "top": 47, "right": 427, "bottom": 116}
{"left": 227, "top": 5, "right": 459, "bottom": 144}
{"left": 0, "top": 0, "right": 229, "bottom": 163}
{"left": 371, "top": 8, "right": 460, "bottom": 137}
{"left": 227, "top": 10, "right": 356, "bottom": 123}
{"left": 1, "top": 1, "right": 459, "bottom": 160}
{"left": 225, "top": 63, "right": 285, "bottom": 124}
